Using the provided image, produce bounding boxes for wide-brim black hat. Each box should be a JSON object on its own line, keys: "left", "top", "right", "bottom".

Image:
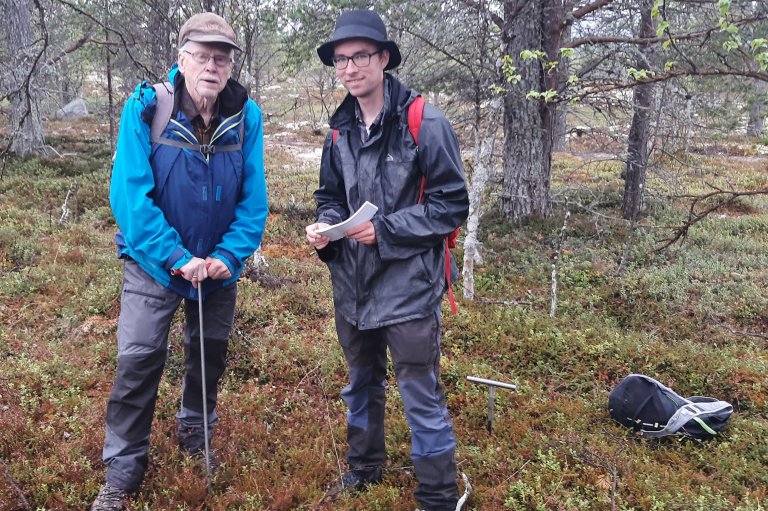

{"left": 317, "top": 9, "right": 401, "bottom": 71}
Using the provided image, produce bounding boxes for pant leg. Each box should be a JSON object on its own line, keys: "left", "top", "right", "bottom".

{"left": 103, "top": 260, "right": 182, "bottom": 492}
{"left": 175, "top": 282, "right": 237, "bottom": 441}
{"left": 384, "top": 308, "right": 458, "bottom": 511}
{"left": 335, "top": 311, "right": 388, "bottom": 470}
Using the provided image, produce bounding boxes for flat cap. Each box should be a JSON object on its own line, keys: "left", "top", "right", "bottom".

{"left": 178, "top": 12, "right": 241, "bottom": 52}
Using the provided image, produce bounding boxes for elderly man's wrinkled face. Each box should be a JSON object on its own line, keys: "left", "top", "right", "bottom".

{"left": 178, "top": 41, "right": 233, "bottom": 104}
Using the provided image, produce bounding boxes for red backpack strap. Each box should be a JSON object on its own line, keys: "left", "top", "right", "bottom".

{"left": 445, "top": 243, "right": 457, "bottom": 314}
{"left": 408, "top": 96, "right": 458, "bottom": 314}
{"left": 408, "top": 95, "right": 425, "bottom": 145}
{"left": 411, "top": 96, "right": 427, "bottom": 204}
{"left": 332, "top": 128, "right": 339, "bottom": 144}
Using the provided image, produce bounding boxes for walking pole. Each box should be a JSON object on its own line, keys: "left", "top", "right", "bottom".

{"left": 198, "top": 281, "right": 212, "bottom": 490}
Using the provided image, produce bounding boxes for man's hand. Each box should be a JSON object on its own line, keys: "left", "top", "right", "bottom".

{"left": 345, "top": 220, "right": 377, "bottom": 245}
{"left": 306, "top": 222, "right": 331, "bottom": 250}
{"left": 177, "top": 257, "right": 208, "bottom": 288}
{"left": 205, "top": 256, "right": 231, "bottom": 280}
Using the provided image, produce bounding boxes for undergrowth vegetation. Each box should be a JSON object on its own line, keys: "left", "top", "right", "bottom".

{"left": 0, "top": 121, "right": 767, "bottom": 510}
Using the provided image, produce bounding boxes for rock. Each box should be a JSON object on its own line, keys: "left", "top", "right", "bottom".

{"left": 55, "top": 98, "right": 89, "bottom": 120}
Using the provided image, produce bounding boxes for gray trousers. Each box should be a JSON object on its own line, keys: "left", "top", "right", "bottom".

{"left": 102, "top": 260, "right": 236, "bottom": 492}
{"left": 336, "top": 308, "right": 459, "bottom": 511}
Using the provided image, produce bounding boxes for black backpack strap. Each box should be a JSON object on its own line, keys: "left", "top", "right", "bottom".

{"left": 151, "top": 82, "right": 174, "bottom": 144}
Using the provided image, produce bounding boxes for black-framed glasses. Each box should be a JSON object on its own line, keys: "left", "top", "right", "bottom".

{"left": 183, "top": 50, "right": 233, "bottom": 68}
{"left": 332, "top": 50, "right": 383, "bottom": 70}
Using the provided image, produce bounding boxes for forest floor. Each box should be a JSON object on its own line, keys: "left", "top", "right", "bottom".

{"left": 1, "top": 116, "right": 767, "bottom": 510}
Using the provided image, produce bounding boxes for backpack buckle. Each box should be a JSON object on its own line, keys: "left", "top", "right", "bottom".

{"left": 200, "top": 144, "right": 216, "bottom": 155}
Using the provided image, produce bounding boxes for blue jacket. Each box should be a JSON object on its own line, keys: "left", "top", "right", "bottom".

{"left": 111, "top": 66, "right": 268, "bottom": 299}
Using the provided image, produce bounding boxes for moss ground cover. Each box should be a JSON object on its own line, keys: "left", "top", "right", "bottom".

{"left": 0, "top": 123, "right": 766, "bottom": 510}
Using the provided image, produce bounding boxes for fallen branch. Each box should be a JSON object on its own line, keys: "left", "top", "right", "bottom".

{"left": 477, "top": 298, "right": 532, "bottom": 306}
{"left": 2, "top": 460, "right": 31, "bottom": 511}
{"left": 550, "top": 206, "right": 571, "bottom": 317}
{"left": 59, "top": 179, "right": 78, "bottom": 226}
{"left": 656, "top": 186, "right": 768, "bottom": 251}
{"left": 712, "top": 319, "right": 768, "bottom": 340}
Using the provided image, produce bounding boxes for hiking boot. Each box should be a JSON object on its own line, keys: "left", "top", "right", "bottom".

{"left": 178, "top": 425, "right": 208, "bottom": 453}
{"left": 329, "top": 465, "right": 382, "bottom": 495}
{"left": 415, "top": 472, "right": 471, "bottom": 511}
{"left": 90, "top": 482, "right": 129, "bottom": 511}
{"left": 189, "top": 447, "right": 220, "bottom": 473}
{"left": 178, "top": 426, "right": 219, "bottom": 472}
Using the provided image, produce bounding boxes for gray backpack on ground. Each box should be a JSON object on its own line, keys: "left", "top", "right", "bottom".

{"left": 608, "top": 374, "right": 733, "bottom": 440}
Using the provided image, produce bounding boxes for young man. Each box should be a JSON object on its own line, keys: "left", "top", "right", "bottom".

{"left": 91, "top": 12, "right": 268, "bottom": 510}
{"left": 305, "top": 9, "right": 469, "bottom": 511}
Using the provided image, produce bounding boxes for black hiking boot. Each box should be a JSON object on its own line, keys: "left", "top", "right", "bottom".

{"left": 179, "top": 426, "right": 219, "bottom": 473}
{"left": 329, "top": 465, "right": 383, "bottom": 496}
{"left": 90, "top": 482, "right": 130, "bottom": 511}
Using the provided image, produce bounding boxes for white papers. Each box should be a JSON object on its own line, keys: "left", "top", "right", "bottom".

{"left": 315, "top": 201, "right": 379, "bottom": 241}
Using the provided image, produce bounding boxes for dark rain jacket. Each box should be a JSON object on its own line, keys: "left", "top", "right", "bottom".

{"left": 315, "top": 75, "right": 469, "bottom": 330}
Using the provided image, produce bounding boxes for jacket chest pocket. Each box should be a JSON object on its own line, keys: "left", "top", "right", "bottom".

{"left": 211, "top": 151, "right": 244, "bottom": 203}
{"left": 382, "top": 155, "right": 420, "bottom": 209}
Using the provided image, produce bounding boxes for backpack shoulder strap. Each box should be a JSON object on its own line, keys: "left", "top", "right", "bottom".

{"left": 408, "top": 95, "right": 425, "bottom": 145}
{"left": 150, "top": 83, "right": 245, "bottom": 156}
{"left": 332, "top": 128, "right": 339, "bottom": 144}
{"left": 151, "top": 82, "right": 174, "bottom": 144}
{"left": 642, "top": 400, "right": 733, "bottom": 438}
{"left": 408, "top": 96, "right": 458, "bottom": 315}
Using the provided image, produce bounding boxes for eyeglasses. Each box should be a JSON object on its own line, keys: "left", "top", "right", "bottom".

{"left": 332, "top": 50, "right": 383, "bottom": 70}
{"left": 183, "top": 50, "right": 233, "bottom": 68}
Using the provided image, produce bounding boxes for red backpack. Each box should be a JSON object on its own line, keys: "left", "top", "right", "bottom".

{"left": 331, "top": 96, "right": 460, "bottom": 314}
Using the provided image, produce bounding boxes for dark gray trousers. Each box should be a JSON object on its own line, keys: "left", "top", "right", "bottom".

{"left": 336, "top": 308, "right": 459, "bottom": 511}
{"left": 102, "top": 260, "right": 236, "bottom": 492}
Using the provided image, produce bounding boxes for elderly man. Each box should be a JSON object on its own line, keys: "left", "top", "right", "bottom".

{"left": 91, "top": 12, "right": 267, "bottom": 510}
{"left": 305, "top": 9, "right": 469, "bottom": 511}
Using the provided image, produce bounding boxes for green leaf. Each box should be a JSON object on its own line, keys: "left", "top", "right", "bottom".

{"left": 651, "top": 0, "right": 662, "bottom": 18}
{"left": 750, "top": 39, "right": 768, "bottom": 52}
{"left": 526, "top": 91, "right": 541, "bottom": 100}
{"left": 520, "top": 49, "right": 546, "bottom": 61}
{"left": 560, "top": 48, "right": 574, "bottom": 59}
{"left": 718, "top": 0, "right": 731, "bottom": 18}
{"left": 501, "top": 55, "right": 522, "bottom": 85}
{"left": 656, "top": 20, "right": 669, "bottom": 38}
{"left": 664, "top": 60, "right": 677, "bottom": 72}
{"left": 628, "top": 67, "right": 655, "bottom": 80}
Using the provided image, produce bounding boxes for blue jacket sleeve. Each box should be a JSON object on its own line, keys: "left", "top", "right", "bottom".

{"left": 210, "top": 98, "right": 269, "bottom": 275}
{"left": 109, "top": 85, "right": 193, "bottom": 273}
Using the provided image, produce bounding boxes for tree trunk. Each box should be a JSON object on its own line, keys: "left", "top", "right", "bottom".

{"left": 500, "top": 0, "right": 559, "bottom": 220}
{"left": 747, "top": 77, "right": 767, "bottom": 138}
{"left": 6, "top": 0, "right": 47, "bottom": 156}
{"left": 552, "top": 104, "right": 567, "bottom": 152}
{"left": 552, "top": 21, "right": 571, "bottom": 152}
{"left": 622, "top": 1, "right": 656, "bottom": 220}
{"left": 463, "top": 99, "right": 502, "bottom": 300}
{"left": 105, "top": 0, "right": 115, "bottom": 154}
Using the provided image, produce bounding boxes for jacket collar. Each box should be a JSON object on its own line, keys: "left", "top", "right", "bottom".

{"left": 170, "top": 65, "right": 248, "bottom": 119}
{"left": 330, "top": 74, "right": 418, "bottom": 131}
